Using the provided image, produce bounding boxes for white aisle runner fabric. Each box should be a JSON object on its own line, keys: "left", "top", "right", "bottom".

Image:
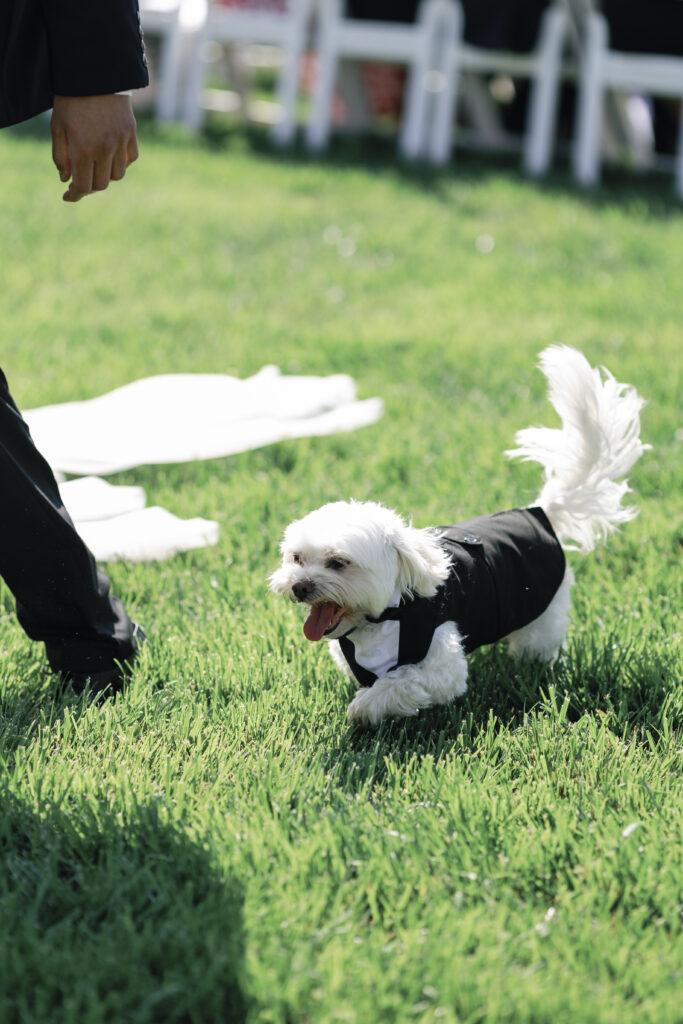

{"left": 57, "top": 476, "right": 220, "bottom": 563}
{"left": 25, "top": 366, "right": 384, "bottom": 475}
{"left": 27, "top": 369, "right": 383, "bottom": 562}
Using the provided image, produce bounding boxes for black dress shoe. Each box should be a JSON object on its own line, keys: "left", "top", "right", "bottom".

{"left": 59, "top": 623, "right": 146, "bottom": 697}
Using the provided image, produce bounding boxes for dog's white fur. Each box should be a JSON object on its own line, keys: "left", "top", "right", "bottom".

{"left": 269, "top": 346, "right": 648, "bottom": 726}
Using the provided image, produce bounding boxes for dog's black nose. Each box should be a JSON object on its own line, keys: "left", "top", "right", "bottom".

{"left": 292, "top": 579, "right": 316, "bottom": 602}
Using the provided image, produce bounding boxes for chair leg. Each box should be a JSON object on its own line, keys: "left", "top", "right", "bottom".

{"left": 305, "top": 0, "right": 340, "bottom": 150}
{"left": 154, "top": 16, "right": 184, "bottom": 121}
{"left": 675, "top": 100, "right": 683, "bottom": 200}
{"left": 573, "top": 11, "right": 607, "bottom": 186}
{"left": 523, "top": 4, "right": 567, "bottom": 177}
{"left": 400, "top": 0, "right": 439, "bottom": 159}
{"left": 272, "top": 0, "right": 310, "bottom": 145}
{"left": 427, "top": 0, "right": 463, "bottom": 165}
{"left": 400, "top": 47, "right": 429, "bottom": 157}
{"left": 182, "top": 14, "right": 210, "bottom": 131}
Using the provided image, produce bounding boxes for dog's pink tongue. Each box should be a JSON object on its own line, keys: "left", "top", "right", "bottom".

{"left": 303, "top": 603, "right": 339, "bottom": 642}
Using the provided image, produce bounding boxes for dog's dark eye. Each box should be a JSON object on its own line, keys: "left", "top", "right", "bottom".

{"left": 292, "top": 553, "right": 303, "bottom": 565}
{"left": 326, "top": 558, "right": 348, "bottom": 571}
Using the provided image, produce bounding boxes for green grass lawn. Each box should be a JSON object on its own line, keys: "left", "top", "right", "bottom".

{"left": 0, "top": 120, "right": 681, "bottom": 1024}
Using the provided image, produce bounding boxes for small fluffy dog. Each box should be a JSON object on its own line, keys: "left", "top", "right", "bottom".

{"left": 269, "top": 346, "right": 648, "bottom": 726}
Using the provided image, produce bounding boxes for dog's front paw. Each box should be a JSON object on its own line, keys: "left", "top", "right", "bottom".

{"left": 347, "top": 687, "right": 383, "bottom": 727}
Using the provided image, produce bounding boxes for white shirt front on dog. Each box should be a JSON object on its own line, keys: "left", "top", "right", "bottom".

{"left": 339, "top": 594, "right": 402, "bottom": 680}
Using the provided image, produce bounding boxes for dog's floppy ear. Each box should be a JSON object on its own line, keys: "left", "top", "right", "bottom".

{"left": 390, "top": 523, "right": 451, "bottom": 599}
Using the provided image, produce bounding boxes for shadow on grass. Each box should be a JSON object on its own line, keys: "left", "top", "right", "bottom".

{"left": 189, "top": 118, "right": 683, "bottom": 221}
{"left": 0, "top": 657, "right": 133, "bottom": 762}
{"left": 10, "top": 111, "right": 681, "bottom": 218}
{"left": 0, "top": 789, "right": 248, "bottom": 1024}
{"left": 325, "top": 635, "right": 679, "bottom": 792}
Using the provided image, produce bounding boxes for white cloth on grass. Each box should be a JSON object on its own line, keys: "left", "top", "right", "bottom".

{"left": 25, "top": 365, "right": 384, "bottom": 476}
{"left": 57, "top": 476, "right": 220, "bottom": 563}
{"left": 28, "top": 369, "right": 383, "bottom": 562}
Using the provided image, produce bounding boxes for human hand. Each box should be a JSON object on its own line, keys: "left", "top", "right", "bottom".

{"left": 51, "top": 94, "right": 140, "bottom": 203}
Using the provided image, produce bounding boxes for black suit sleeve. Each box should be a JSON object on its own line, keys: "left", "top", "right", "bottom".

{"left": 41, "top": 0, "right": 148, "bottom": 97}
{"left": 0, "top": 0, "right": 149, "bottom": 126}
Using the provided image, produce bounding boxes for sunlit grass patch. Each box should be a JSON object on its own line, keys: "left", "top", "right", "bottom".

{"left": 0, "top": 121, "right": 681, "bottom": 1024}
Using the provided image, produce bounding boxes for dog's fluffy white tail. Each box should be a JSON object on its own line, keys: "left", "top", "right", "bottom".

{"left": 506, "top": 345, "right": 649, "bottom": 552}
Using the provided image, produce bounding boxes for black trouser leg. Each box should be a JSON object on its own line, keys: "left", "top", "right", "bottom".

{"left": 0, "top": 368, "right": 138, "bottom": 676}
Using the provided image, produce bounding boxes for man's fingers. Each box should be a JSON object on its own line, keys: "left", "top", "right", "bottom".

{"left": 63, "top": 144, "right": 126, "bottom": 200}
{"left": 92, "top": 150, "right": 115, "bottom": 192}
{"left": 50, "top": 119, "right": 71, "bottom": 182}
{"left": 126, "top": 133, "right": 140, "bottom": 166}
{"left": 62, "top": 135, "right": 131, "bottom": 199}
{"left": 63, "top": 153, "right": 95, "bottom": 203}
{"left": 111, "top": 143, "right": 129, "bottom": 182}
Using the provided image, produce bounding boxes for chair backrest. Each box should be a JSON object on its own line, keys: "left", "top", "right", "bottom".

{"left": 139, "top": 0, "right": 182, "bottom": 13}
{"left": 572, "top": 5, "right": 683, "bottom": 194}
{"left": 211, "top": 0, "right": 287, "bottom": 10}
{"left": 182, "top": 0, "right": 315, "bottom": 136}
{"left": 425, "top": 1, "right": 569, "bottom": 169}
{"left": 139, "top": 0, "right": 186, "bottom": 120}
{"left": 306, "top": 0, "right": 450, "bottom": 151}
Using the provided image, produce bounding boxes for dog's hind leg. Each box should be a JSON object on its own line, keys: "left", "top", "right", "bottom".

{"left": 506, "top": 567, "right": 574, "bottom": 663}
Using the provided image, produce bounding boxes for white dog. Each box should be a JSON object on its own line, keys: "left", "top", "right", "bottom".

{"left": 269, "top": 346, "right": 648, "bottom": 726}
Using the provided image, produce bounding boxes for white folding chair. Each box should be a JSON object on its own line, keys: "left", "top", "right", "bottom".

{"left": 428, "top": 1, "right": 569, "bottom": 174}
{"left": 182, "top": 0, "right": 315, "bottom": 143}
{"left": 139, "top": 0, "right": 186, "bottom": 121}
{"left": 573, "top": 9, "right": 683, "bottom": 198}
{"left": 305, "top": 0, "right": 452, "bottom": 159}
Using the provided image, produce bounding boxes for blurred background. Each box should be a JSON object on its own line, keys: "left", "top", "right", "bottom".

{"left": 137, "top": 0, "right": 683, "bottom": 197}
{"left": 1, "top": 7, "right": 681, "bottom": 1019}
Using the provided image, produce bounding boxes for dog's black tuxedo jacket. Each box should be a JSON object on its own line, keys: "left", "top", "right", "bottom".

{"left": 338, "top": 507, "right": 566, "bottom": 687}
